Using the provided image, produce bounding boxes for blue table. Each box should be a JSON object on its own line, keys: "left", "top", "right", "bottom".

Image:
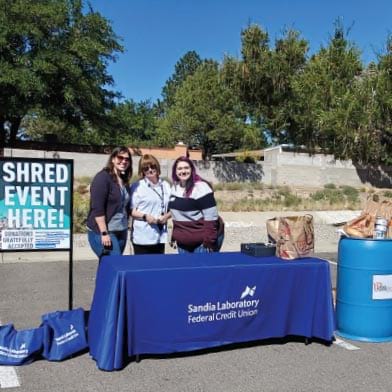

{"left": 88, "top": 252, "right": 335, "bottom": 371}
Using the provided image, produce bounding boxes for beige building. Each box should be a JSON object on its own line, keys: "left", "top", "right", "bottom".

{"left": 131, "top": 142, "right": 202, "bottom": 160}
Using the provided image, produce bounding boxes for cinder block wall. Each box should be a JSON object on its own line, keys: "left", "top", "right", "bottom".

{"left": 3, "top": 147, "right": 391, "bottom": 188}
{"left": 262, "top": 146, "right": 392, "bottom": 188}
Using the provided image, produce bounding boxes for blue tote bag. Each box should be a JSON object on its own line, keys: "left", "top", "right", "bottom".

{"left": 0, "top": 324, "right": 44, "bottom": 366}
{"left": 41, "top": 308, "right": 88, "bottom": 361}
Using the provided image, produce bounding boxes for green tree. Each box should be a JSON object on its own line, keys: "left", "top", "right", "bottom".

{"left": 236, "top": 24, "right": 271, "bottom": 121}
{"left": 160, "top": 50, "right": 202, "bottom": 113}
{"left": 373, "top": 36, "right": 392, "bottom": 164}
{"left": 157, "top": 61, "right": 245, "bottom": 158}
{"left": 309, "top": 67, "right": 378, "bottom": 163}
{"left": 0, "top": 0, "right": 123, "bottom": 145}
{"left": 21, "top": 112, "right": 103, "bottom": 144}
{"left": 222, "top": 25, "right": 308, "bottom": 145}
{"left": 325, "top": 43, "right": 392, "bottom": 165}
{"left": 101, "top": 99, "right": 158, "bottom": 146}
{"left": 268, "top": 28, "right": 308, "bottom": 142}
{"left": 291, "top": 21, "right": 362, "bottom": 150}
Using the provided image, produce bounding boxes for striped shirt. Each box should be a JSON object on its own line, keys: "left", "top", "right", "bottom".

{"left": 169, "top": 181, "right": 219, "bottom": 249}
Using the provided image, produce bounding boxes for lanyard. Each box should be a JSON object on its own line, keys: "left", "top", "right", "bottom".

{"left": 145, "top": 179, "right": 165, "bottom": 214}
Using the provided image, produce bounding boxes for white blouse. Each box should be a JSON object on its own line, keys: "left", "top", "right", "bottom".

{"left": 130, "top": 178, "right": 171, "bottom": 245}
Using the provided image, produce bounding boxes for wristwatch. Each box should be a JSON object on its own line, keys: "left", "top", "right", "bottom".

{"left": 101, "top": 231, "right": 108, "bottom": 236}
{"left": 142, "top": 214, "right": 147, "bottom": 221}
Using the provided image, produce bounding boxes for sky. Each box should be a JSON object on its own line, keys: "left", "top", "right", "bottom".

{"left": 89, "top": 0, "right": 392, "bottom": 103}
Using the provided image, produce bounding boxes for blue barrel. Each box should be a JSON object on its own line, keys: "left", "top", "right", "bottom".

{"left": 336, "top": 236, "right": 392, "bottom": 342}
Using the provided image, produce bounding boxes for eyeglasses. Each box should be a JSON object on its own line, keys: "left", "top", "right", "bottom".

{"left": 116, "top": 155, "right": 130, "bottom": 163}
{"left": 143, "top": 165, "right": 157, "bottom": 172}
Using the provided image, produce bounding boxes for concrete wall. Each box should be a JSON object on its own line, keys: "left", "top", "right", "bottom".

{"left": 263, "top": 146, "right": 392, "bottom": 188}
{"left": 2, "top": 148, "right": 264, "bottom": 184}
{"left": 3, "top": 146, "right": 392, "bottom": 188}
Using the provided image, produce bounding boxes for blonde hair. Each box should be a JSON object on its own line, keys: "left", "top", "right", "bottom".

{"left": 138, "top": 154, "right": 161, "bottom": 178}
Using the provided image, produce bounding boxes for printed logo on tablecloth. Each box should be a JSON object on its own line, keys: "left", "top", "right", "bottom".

{"left": 187, "top": 285, "right": 261, "bottom": 325}
{"left": 240, "top": 285, "right": 256, "bottom": 299}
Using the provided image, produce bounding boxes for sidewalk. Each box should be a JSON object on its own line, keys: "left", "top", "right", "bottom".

{"left": 0, "top": 210, "right": 359, "bottom": 263}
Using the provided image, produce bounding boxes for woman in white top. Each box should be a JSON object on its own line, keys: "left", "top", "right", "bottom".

{"left": 130, "top": 154, "right": 171, "bottom": 254}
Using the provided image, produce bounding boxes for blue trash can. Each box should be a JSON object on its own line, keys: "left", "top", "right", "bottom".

{"left": 336, "top": 236, "right": 392, "bottom": 342}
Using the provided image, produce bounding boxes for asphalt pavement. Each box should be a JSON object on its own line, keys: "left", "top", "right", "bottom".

{"left": 0, "top": 255, "right": 324, "bottom": 392}
{"left": 3, "top": 211, "right": 392, "bottom": 392}
{"left": 1, "top": 253, "right": 389, "bottom": 392}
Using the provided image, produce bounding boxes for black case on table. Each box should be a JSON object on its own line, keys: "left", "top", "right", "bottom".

{"left": 240, "top": 243, "right": 276, "bottom": 257}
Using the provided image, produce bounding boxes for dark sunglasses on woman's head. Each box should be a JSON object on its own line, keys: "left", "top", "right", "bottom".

{"left": 116, "top": 155, "right": 130, "bottom": 163}
{"left": 143, "top": 165, "right": 157, "bottom": 172}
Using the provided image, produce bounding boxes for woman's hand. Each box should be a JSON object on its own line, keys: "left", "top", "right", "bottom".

{"left": 132, "top": 209, "right": 157, "bottom": 225}
{"left": 146, "top": 214, "right": 157, "bottom": 225}
{"left": 157, "top": 213, "right": 170, "bottom": 225}
{"left": 101, "top": 233, "right": 112, "bottom": 248}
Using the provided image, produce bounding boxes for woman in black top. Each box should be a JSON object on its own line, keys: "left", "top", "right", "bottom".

{"left": 87, "top": 146, "right": 132, "bottom": 259}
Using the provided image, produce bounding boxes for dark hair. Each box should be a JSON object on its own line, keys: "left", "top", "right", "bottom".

{"left": 105, "top": 146, "right": 133, "bottom": 185}
{"left": 138, "top": 154, "right": 161, "bottom": 178}
{"left": 171, "top": 156, "right": 202, "bottom": 197}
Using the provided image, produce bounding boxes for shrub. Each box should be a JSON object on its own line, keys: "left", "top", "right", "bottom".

{"left": 251, "top": 182, "right": 264, "bottom": 191}
{"left": 73, "top": 192, "right": 89, "bottom": 233}
{"left": 76, "top": 176, "right": 92, "bottom": 186}
{"left": 309, "top": 186, "right": 362, "bottom": 208}
{"left": 235, "top": 152, "right": 257, "bottom": 163}
{"left": 310, "top": 190, "right": 326, "bottom": 201}
{"left": 283, "top": 193, "right": 302, "bottom": 208}
{"left": 209, "top": 181, "right": 264, "bottom": 191}
{"left": 340, "top": 185, "right": 359, "bottom": 203}
{"left": 75, "top": 184, "right": 89, "bottom": 194}
{"left": 213, "top": 183, "right": 224, "bottom": 191}
{"left": 224, "top": 182, "right": 243, "bottom": 191}
{"left": 327, "top": 190, "right": 345, "bottom": 205}
{"left": 310, "top": 189, "right": 345, "bottom": 205}
{"left": 383, "top": 190, "right": 392, "bottom": 198}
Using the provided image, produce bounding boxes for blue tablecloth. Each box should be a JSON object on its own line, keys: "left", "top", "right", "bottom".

{"left": 88, "top": 252, "right": 335, "bottom": 370}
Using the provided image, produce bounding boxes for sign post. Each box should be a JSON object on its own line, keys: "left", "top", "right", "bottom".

{"left": 0, "top": 157, "right": 74, "bottom": 309}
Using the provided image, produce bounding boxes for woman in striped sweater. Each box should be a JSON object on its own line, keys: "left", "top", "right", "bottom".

{"left": 168, "top": 156, "right": 223, "bottom": 253}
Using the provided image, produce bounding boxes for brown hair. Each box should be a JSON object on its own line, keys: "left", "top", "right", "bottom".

{"left": 104, "top": 146, "right": 133, "bottom": 185}
{"left": 172, "top": 156, "right": 205, "bottom": 197}
{"left": 138, "top": 154, "right": 161, "bottom": 178}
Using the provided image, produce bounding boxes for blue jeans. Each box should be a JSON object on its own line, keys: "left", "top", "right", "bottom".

{"left": 177, "top": 233, "right": 224, "bottom": 254}
{"left": 216, "top": 233, "right": 224, "bottom": 252}
{"left": 177, "top": 243, "right": 210, "bottom": 254}
{"left": 88, "top": 230, "right": 128, "bottom": 260}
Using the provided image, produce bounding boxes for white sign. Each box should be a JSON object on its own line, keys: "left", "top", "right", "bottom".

{"left": 372, "top": 275, "right": 392, "bottom": 300}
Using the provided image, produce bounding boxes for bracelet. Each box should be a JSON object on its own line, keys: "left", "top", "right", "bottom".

{"left": 142, "top": 214, "right": 147, "bottom": 221}
{"left": 101, "top": 231, "right": 108, "bottom": 236}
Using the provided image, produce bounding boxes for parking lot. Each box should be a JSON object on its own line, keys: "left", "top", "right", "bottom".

{"left": 1, "top": 252, "right": 392, "bottom": 392}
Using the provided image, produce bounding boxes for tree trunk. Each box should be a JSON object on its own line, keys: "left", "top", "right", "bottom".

{"left": 0, "top": 120, "right": 6, "bottom": 147}
{"left": 9, "top": 116, "right": 21, "bottom": 145}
